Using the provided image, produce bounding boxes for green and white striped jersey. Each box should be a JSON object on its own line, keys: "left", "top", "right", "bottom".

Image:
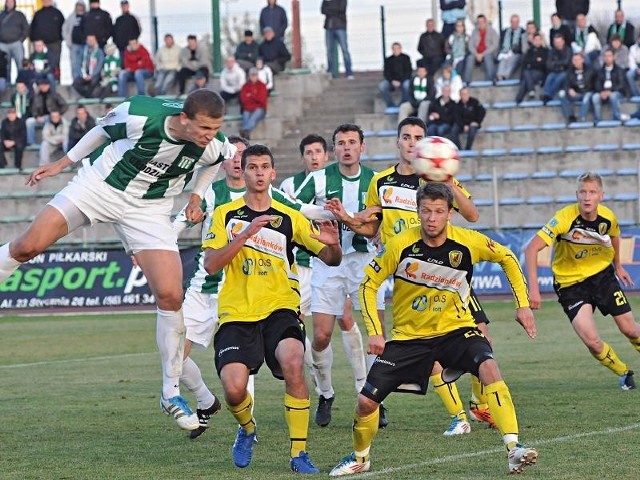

{"left": 175, "top": 180, "right": 333, "bottom": 294}
{"left": 91, "top": 96, "right": 234, "bottom": 199}
{"left": 294, "top": 162, "right": 376, "bottom": 255}
{"left": 280, "top": 170, "right": 312, "bottom": 268}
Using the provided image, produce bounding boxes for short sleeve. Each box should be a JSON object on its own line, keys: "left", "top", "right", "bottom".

{"left": 202, "top": 206, "right": 229, "bottom": 250}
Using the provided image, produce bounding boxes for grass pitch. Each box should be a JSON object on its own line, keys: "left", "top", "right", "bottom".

{"left": 2, "top": 299, "right": 640, "bottom": 479}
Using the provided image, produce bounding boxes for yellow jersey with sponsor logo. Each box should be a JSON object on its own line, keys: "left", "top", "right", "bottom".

{"left": 365, "top": 165, "right": 471, "bottom": 243}
{"left": 360, "top": 224, "right": 529, "bottom": 340}
{"left": 537, "top": 203, "right": 620, "bottom": 289}
{"left": 203, "top": 197, "right": 325, "bottom": 324}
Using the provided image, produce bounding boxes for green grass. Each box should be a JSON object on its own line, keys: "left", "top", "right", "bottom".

{"left": 2, "top": 300, "right": 640, "bottom": 479}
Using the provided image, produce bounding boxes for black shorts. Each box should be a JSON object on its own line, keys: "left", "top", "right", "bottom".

{"left": 469, "top": 287, "right": 489, "bottom": 325}
{"left": 554, "top": 265, "right": 632, "bottom": 322}
{"left": 213, "top": 309, "right": 306, "bottom": 379}
{"left": 361, "top": 327, "right": 493, "bottom": 404}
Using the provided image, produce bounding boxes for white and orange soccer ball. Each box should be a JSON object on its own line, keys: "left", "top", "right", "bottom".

{"left": 411, "top": 136, "right": 460, "bottom": 182}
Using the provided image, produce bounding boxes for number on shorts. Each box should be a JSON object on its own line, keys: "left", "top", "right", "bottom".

{"left": 614, "top": 291, "right": 627, "bottom": 306}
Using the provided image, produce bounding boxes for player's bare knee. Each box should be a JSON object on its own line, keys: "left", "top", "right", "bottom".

{"left": 478, "top": 358, "right": 502, "bottom": 385}
{"left": 224, "top": 387, "right": 249, "bottom": 406}
{"left": 356, "top": 394, "right": 379, "bottom": 416}
{"left": 155, "top": 290, "right": 183, "bottom": 311}
{"left": 312, "top": 331, "right": 332, "bottom": 350}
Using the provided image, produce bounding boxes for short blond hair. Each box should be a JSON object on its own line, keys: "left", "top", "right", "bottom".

{"left": 577, "top": 171, "right": 603, "bottom": 189}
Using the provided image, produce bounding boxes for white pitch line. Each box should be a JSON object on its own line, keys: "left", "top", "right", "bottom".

{"left": 0, "top": 351, "right": 156, "bottom": 369}
{"left": 354, "top": 422, "right": 640, "bottom": 478}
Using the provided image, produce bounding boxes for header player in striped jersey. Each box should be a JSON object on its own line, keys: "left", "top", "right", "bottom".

{"left": 0, "top": 91, "right": 234, "bottom": 431}
{"left": 525, "top": 172, "right": 640, "bottom": 390}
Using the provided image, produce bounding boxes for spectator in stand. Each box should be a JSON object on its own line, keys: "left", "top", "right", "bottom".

{"left": 177, "top": 35, "right": 210, "bottom": 95}
{"left": 259, "top": 0, "right": 288, "bottom": 42}
{"left": 219, "top": 56, "right": 246, "bottom": 102}
{"left": 39, "top": 110, "right": 68, "bottom": 166}
{"left": 11, "top": 81, "right": 32, "bottom": 120}
{"left": 378, "top": 42, "right": 412, "bottom": 109}
{"left": 398, "top": 61, "right": 434, "bottom": 122}
{"left": 440, "top": 0, "right": 466, "bottom": 39}
{"left": 467, "top": 0, "right": 498, "bottom": 26}
{"left": 29, "top": 0, "right": 64, "bottom": 79}
{"left": 118, "top": 38, "right": 154, "bottom": 97}
{"left": 628, "top": 33, "right": 640, "bottom": 98}
{"left": 113, "top": 0, "right": 141, "bottom": 61}
{"left": 321, "top": 0, "right": 353, "bottom": 79}
{"left": 259, "top": 26, "right": 291, "bottom": 75}
{"left": 188, "top": 70, "right": 210, "bottom": 93}
{"left": 455, "top": 87, "right": 485, "bottom": 150}
{"left": 0, "top": 49, "right": 7, "bottom": 98}
{"left": 67, "top": 105, "right": 95, "bottom": 151}
{"left": 72, "top": 35, "right": 105, "bottom": 98}
{"left": 496, "top": 14, "right": 526, "bottom": 81}
{"left": 0, "top": 0, "right": 29, "bottom": 80}
{"left": 239, "top": 67, "right": 268, "bottom": 140}
{"left": 0, "top": 107, "right": 27, "bottom": 170}
{"left": 571, "top": 14, "right": 601, "bottom": 68}
{"left": 607, "top": 9, "right": 635, "bottom": 49}
{"left": 446, "top": 19, "right": 469, "bottom": 76}
{"left": 555, "top": 0, "right": 588, "bottom": 29}
{"left": 81, "top": 0, "right": 113, "bottom": 49}
{"left": 30, "top": 40, "right": 57, "bottom": 93}
{"left": 550, "top": 13, "right": 572, "bottom": 46}
{"left": 427, "top": 84, "right": 458, "bottom": 140}
{"left": 524, "top": 20, "right": 539, "bottom": 49}
{"left": 435, "top": 63, "right": 463, "bottom": 101}
{"left": 255, "top": 57, "right": 274, "bottom": 93}
{"left": 558, "top": 53, "right": 596, "bottom": 123}
{"left": 63, "top": 1, "right": 87, "bottom": 82}
{"left": 97, "top": 43, "right": 121, "bottom": 98}
{"left": 235, "top": 30, "right": 260, "bottom": 72}
{"left": 16, "top": 59, "right": 37, "bottom": 96}
{"left": 542, "top": 34, "right": 572, "bottom": 103}
{"left": 516, "top": 32, "right": 547, "bottom": 103}
{"left": 603, "top": 34, "right": 629, "bottom": 71}
{"left": 417, "top": 19, "right": 446, "bottom": 77}
{"left": 153, "top": 34, "right": 180, "bottom": 96}
{"left": 26, "top": 78, "right": 67, "bottom": 145}
{"left": 464, "top": 14, "right": 499, "bottom": 84}
{"left": 592, "top": 48, "right": 629, "bottom": 123}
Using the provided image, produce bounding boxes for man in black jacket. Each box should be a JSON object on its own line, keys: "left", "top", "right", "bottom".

{"left": 259, "top": 0, "right": 288, "bottom": 41}
{"left": 559, "top": 53, "right": 596, "bottom": 123}
{"left": 113, "top": 0, "right": 141, "bottom": 61}
{"left": 378, "top": 42, "right": 412, "bottom": 108}
{"left": 322, "top": 0, "right": 353, "bottom": 79}
{"left": 0, "top": 107, "right": 26, "bottom": 170}
{"left": 592, "top": 48, "right": 629, "bottom": 123}
{"left": 607, "top": 9, "right": 635, "bottom": 49}
{"left": 235, "top": 30, "right": 260, "bottom": 72}
{"left": 25, "top": 79, "right": 68, "bottom": 145}
{"left": 29, "top": 0, "right": 65, "bottom": 77}
{"left": 455, "top": 87, "right": 485, "bottom": 150}
{"left": 258, "top": 27, "right": 291, "bottom": 74}
{"left": 81, "top": 0, "right": 113, "bottom": 49}
{"left": 67, "top": 105, "right": 96, "bottom": 151}
{"left": 417, "top": 18, "right": 446, "bottom": 77}
{"left": 555, "top": 0, "right": 588, "bottom": 27}
{"left": 542, "top": 33, "right": 572, "bottom": 102}
{"left": 427, "top": 84, "right": 458, "bottom": 141}
{"left": 0, "top": 0, "right": 29, "bottom": 79}
{"left": 516, "top": 33, "right": 547, "bottom": 103}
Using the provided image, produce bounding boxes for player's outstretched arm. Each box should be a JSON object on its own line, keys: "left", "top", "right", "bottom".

{"left": 515, "top": 307, "right": 537, "bottom": 339}
{"left": 26, "top": 156, "right": 74, "bottom": 186}
{"left": 312, "top": 220, "right": 342, "bottom": 266}
{"left": 324, "top": 198, "right": 381, "bottom": 237}
{"left": 523, "top": 235, "right": 547, "bottom": 309}
{"left": 448, "top": 178, "right": 479, "bottom": 222}
{"left": 612, "top": 235, "right": 635, "bottom": 287}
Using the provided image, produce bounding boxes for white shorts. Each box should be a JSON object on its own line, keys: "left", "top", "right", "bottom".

{"left": 183, "top": 288, "right": 219, "bottom": 348}
{"left": 311, "top": 252, "right": 386, "bottom": 315}
{"left": 298, "top": 264, "right": 312, "bottom": 317}
{"left": 48, "top": 163, "right": 178, "bottom": 255}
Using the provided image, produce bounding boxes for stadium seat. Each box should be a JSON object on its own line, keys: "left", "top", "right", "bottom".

{"left": 531, "top": 171, "right": 557, "bottom": 179}
{"left": 502, "top": 172, "right": 529, "bottom": 181}
{"left": 455, "top": 173, "right": 473, "bottom": 182}
{"left": 518, "top": 100, "right": 544, "bottom": 108}
{"left": 567, "top": 121, "right": 593, "bottom": 129}
{"left": 593, "top": 144, "right": 618, "bottom": 151}
{"left": 384, "top": 107, "right": 400, "bottom": 115}
{"left": 565, "top": 144, "right": 590, "bottom": 152}
{"left": 492, "top": 101, "right": 517, "bottom": 109}
{"left": 377, "top": 129, "right": 396, "bottom": 137}
{"left": 468, "top": 80, "right": 493, "bottom": 88}
{"left": 527, "top": 196, "right": 553, "bottom": 204}
{"left": 474, "top": 198, "right": 494, "bottom": 206}
{"left": 495, "top": 79, "right": 520, "bottom": 87}
{"left": 459, "top": 149, "right": 479, "bottom": 158}
{"left": 623, "top": 143, "right": 640, "bottom": 150}
{"left": 485, "top": 125, "right": 510, "bottom": 133}
{"left": 509, "top": 147, "right": 535, "bottom": 155}
{"left": 481, "top": 148, "right": 508, "bottom": 157}
{"left": 541, "top": 122, "right": 565, "bottom": 130}
{"left": 624, "top": 118, "right": 640, "bottom": 127}
{"left": 363, "top": 130, "right": 375, "bottom": 138}
{"left": 591, "top": 168, "right": 614, "bottom": 176}
{"left": 499, "top": 197, "right": 524, "bottom": 205}
{"left": 546, "top": 100, "right": 561, "bottom": 107}
{"left": 559, "top": 169, "right": 584, "bottom": 178}
{"left": 372, "top": 154, "right": 396, "bottom": 162}
{"left": 614, "top": 193, "right": 639, "bottom": 201}
{"left": 596, "top": 120, "right": 622, "bottom": 127}
{"left": 537, "top": 146, "right": 562, "bottom": 154}
{"left": 556, "top": 195, "right": 577, "bottom": 203}
{"left": 617, "top": 168, "right": 638, "bottom": 176}
{"left": 511, "top": 124, "right": 537, "bottom": 132}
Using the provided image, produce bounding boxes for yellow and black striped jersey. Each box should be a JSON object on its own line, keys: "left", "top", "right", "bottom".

{"left": 203, "top": 197, "right": 326, "bottom": 324}
{"left": 365, "top": 165, "right": 472, "bottom": 243}
{"left": 537, "top": 203, "right": 620, "bottom": 288}
{"left": 360, "top": 224, "right": 529, "bottom": 340}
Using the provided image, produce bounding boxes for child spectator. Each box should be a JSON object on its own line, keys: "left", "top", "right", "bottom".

{"left": 255, "top": 57, "right": 274, "bottom": 93}
{"left": 435, "top": 63, "right": 463, "bottom": 102}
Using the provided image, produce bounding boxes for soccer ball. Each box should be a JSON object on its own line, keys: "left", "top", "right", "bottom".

{"left": 411, "top": 136, "right": 460, "bottom": 182}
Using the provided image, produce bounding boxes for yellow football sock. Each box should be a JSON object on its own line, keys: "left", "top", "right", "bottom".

{"left": 629, "top": 336, "right": 640, "bottom": 354}
{"left": 485, "top": 380, "right": 518, "bottom": 444}
{"left": 353, "top": 409, "right": 378, "bottom": 459}
{"left": 284, "top": 393, "right": 310, "bottom": 457}
{"left": 470, "top": 375, "right": 489, "bottom": 410}
{"left": 593, "top": 342, "right": 628, "bottom": 376}
{"left": 228, "top": 392, "right": 256, "bottom": 434}
{"left": 431, "top": 373, "right": 467, "bottom": 420}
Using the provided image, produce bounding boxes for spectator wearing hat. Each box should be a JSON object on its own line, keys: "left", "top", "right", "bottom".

{"left": 259, "top": 0, "right": 288, "bottom": 42}
{"left": 81, "top": 0, "right": 113, "bottom": 49}
{"left": 63, "top": 1, "right": 87, "bottom": 82}
{"left": 39, "top": 110, "right": 68, "bottom": 166}
{"left": 255, "top": 57, "right": 274, "bottom": 93}
{"left": 72, "top": 34, "right": 105, "bottom": 98}
{"left": 0, "top": 107, "right": 27, "bottom": 170}
{"left": 29, "top": 0, "right": 65, "bottom": 79}
{"left": 379, "top": 41, "right": 412, "bottom": 108}
{"left": 219, "top": 56, "right": 246, "bottom": 101}
{"left": 153, "top": 33, "right": 180, "bottom": 95}
{"left": 235, "top": 30, "right": 260, "bottom": 72}
{"left": 118, "top": 38, "right": 154, "bottom": 96}
{"left": 177, "top": 34, "right": 211, "bottom": 95}
{"left": 26, "top": 79, "right": 67, "bottom": 145}
{"left": 0, "top": 0, "right": 29, "bottom": 80}
{"left": 239, "top": 67, "right": 268, "bottom": 139}
{"left": 258, "top": 26, "right": 291, "bottom": 74}
{"left": 113, "top": 0, "right": 141, "bottom": 61}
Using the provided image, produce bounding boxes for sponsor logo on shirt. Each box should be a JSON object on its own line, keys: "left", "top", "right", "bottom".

{"left": 369, "top": 259, "right": 381, "bottom": 273}
{"left": 411, "top": 295, "right": 428, "bottom": 311}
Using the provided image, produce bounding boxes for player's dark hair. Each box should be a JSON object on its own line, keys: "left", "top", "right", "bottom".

{"left": 416, "top": 182, "right": 454, "bottom": 210}
{"left": 299, "top": 134, "right": 327, "bottom": 156}
{"left": 332, "top": 123, "right": 364, "bottom": 144}
{"left": 183, "top": 89, "right": 225, "bottom": 120}
{"left": 228, "top": 135, "right": 249, "bottom": 147}
{"left": 397, "top": 116, "right": 426, "bottom": 138}
{"left": 241, "top": 143, "right": 274, "bottom": 169}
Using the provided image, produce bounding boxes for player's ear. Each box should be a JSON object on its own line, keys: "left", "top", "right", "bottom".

{"left": 179, "top": 111, "right": 188, "bottom": 125}
{"left": 360, "top": 141, "right": 365, "bottom": 154}
{"left": 270, "top": 168, "right": 277, "bottom": 181}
